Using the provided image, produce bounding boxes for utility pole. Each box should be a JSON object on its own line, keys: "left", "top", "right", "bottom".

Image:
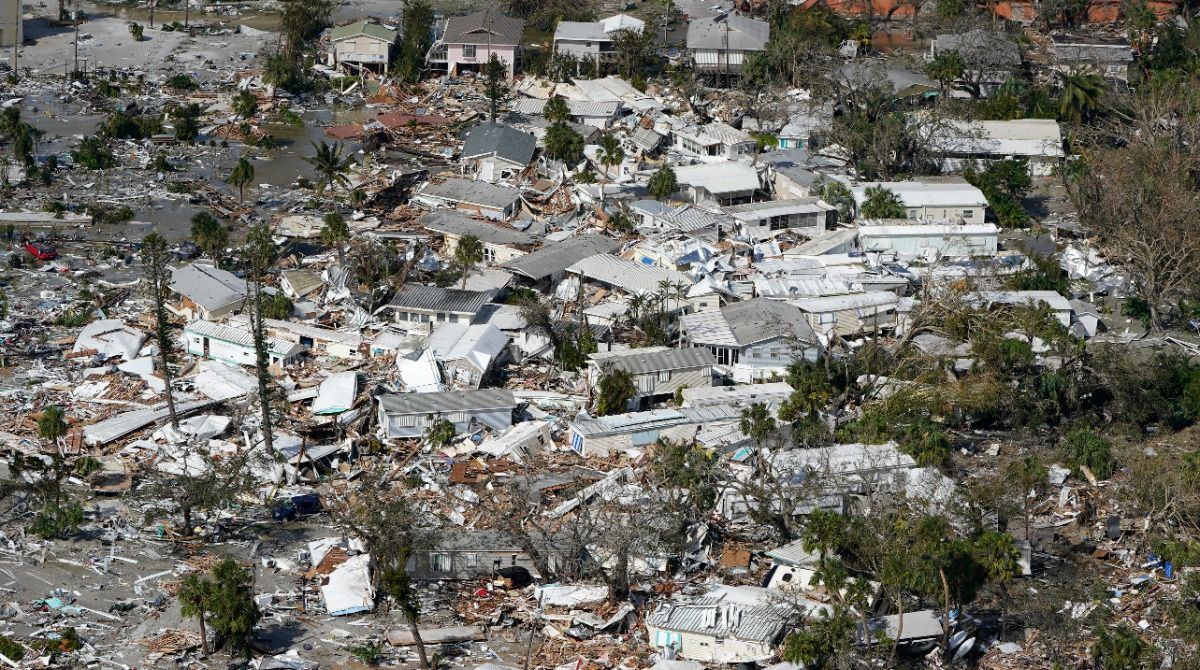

{"left": 149, "top": 0, "right": 154, "bottom": 29}
{"left": 72, "top": 8, "right": 78, "bottom": 79}
{"left": 10, "top": 0, "right": 17, "bottom": 76}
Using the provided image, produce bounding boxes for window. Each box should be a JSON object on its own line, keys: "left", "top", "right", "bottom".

{"left": 464, "top": 553, "right": 479, "bottom": 568}
{"left": 962, "top": 209, "right": 974, "bottom": 218}
{"left": 446, "top": 411, "right": 468, "bottom": 423}
{"left": 907, "top": 209, "right": 918, "bottom": 219}
{"left": 430, "top": 552, "right": 452, "bottom": 572}
{"left": 463, "top": 44, "right": 477, "bottom": 58}
{"left": 658, "top": 370, "right": 671, "bottom": 382}
{"left": 397, "top": 415, "right": 419, "bottom": 427}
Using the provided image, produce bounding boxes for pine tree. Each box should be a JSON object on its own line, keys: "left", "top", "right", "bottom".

{"left": 140, "top": 233, "right": 179, "bottom": 429}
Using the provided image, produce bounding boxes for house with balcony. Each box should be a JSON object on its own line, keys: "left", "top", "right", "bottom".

{"left": 430, "top": 10, "right": 524, "bottom": 78}
{"left": 329, "top": 21, "right": 399, "bottom": 72}
{"left": 686, "top": 14, "right": 769, "bottom": 80}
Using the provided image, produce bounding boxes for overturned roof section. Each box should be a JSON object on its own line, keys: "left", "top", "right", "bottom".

{"left": 567, "top": 253, "right": 691, "bottom": 294}
{"left": 686, "top": 14, "right": 770, "bottom": 52}
{"left": 376, "top": 388, "right": 517, "bottom": 415}
{"left": 419, "top": 178, "right": 523, "bottom": 210}
{"left": 442, "top": 10, "right": 525, "bottom": 45}
{"left": 645, "top": 596, "right": 787, "bottom": 644}
{"left": 169, "top": 263, "right": 248, "bottom": 311}
{"left": 420, "top": 210, "right": 533, "bottom": 246}
{"left": 502, "top": 235, "right": 620, "bottom": 281}
{"left": 461, "top": 121, "right": 537, "bottom": 166}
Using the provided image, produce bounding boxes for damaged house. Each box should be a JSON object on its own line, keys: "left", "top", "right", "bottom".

{"left": 183, "top": 319, "right": 304, "bottom": 368}
{"left": 679, "top": 298, "right": 820, "bottom": 376}
{"left": 376, "top": 388, "right": 517, "bottom": 439}
{"left": 588, "top": 347, "right": 716, "bottom": 407}
{"left": 420, "top": 210, "right": 533, "bottom": 265}
{"left": 168, "top": 262, "right": 248, "bottom": 321}
{"left": 460, "top": 121, "right": 538, "bottom": 183}
{"left": 646, "top": 595, "right": 790, "bottom": 663}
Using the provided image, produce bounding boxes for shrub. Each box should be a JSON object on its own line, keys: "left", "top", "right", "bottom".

{"left": 1063, "top": 428, "right": 1115, "bottom": 479}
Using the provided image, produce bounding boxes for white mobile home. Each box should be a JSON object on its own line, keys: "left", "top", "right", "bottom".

{"left": 858, "top": 223, "right": 999, "bottom": 258}
{"left": 851, "top": 181, "right": 988, "bottom": 224}
{"left": 184, "top": 320, "right": 304, "bottom": 368}
{"left": 376, "top": 389, "right": 517, "bottom": 439}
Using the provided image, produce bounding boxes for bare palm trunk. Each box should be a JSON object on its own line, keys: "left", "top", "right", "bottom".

{"left": 408, "top": 616, "right": 429, "bottom": 669}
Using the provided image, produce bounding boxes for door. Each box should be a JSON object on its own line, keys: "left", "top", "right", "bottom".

{"left": 203, "top": 337, "right": 210, "bottom": 357}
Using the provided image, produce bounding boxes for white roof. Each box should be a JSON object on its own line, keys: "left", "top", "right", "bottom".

{"left": 396, "top": 349, "right": 444, "bottom": 393}
{"left": 184, "top": 319, "right": 304, "bottom": 358}
{"left": 600, "top": 13, "right": 644, "bottom": 34}
{"left": 312, "top": 371, "right": 358, "bottom": 415}
{"left": 674, "top": 162, "right": 761, "bottom": 195}
{"left": 682, "top": 382, "right": 794, "bottom": 405}
{"left": 859, "top": 223, "right": 998, "bottom": 236}
{"left": 444, "top": 323, "right": 510, "bottom": 373}
{"left": 851, "top": 181, "right": 987, "bottom": 208}
{"left": 73, "top": 319, "right": 145, "bottom": 361}
{"left": 937, "top": 119, "right": 1065, "bottom": 158}
{"left": 553, "top": 21, "right": 610, "bottom": 42}
{"left": 791, "top": 292, "right": 900, "bottom": 313}
{"left": 977, "top": 290, "right": 1072, "bottom": 312}
{"left": 321, "top": 553, "right": 375, "bottom": 616}
{"left": 567, "top": 254, "right": 691, "bottom": 295}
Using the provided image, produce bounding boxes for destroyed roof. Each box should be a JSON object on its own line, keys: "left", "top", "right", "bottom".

{"left": 419, "top": 178, "right": 523, "bottom": 210}
{"left": 509, "top": 98, "right": 622, "bottom": 119}
{"left": 281, "top": 269, "right": 325, "bottom": 297}
{"left": 674, "top": 162, "right": 761, "bottom": 195}
{"left": 169, "top": 263, "right": 248, "bottom": 310}
{"left": 977, "top": 290, "right": 1072, "bottom": 312}
{"left": 1050, "top": 33, "right": 1134, "bottom": 63}
{"left": 386, "top": 284, "right": 493, "bottom": 315}
{"left": 419, "top": 210, "right": 533, "bottom": 246}
{"left": 602, "top": 347, "right": 716, "bottom": 374}
{"left": 73, "top": 319, "right": 146, "bottom": 361}
{"left": 184, "top": 320, "right": 304, "bottom": 357}
{"left": 631, "top": 201, "right": 732, "bottom": 233}
{"left": 229, "top": 314, "right": 364, "bottom": 347}
{"left": 679, "top": 298, "right": 817, "bottom": 347}
{"left": 502, "top": 235, "right": 620, "bottom": 280}
{"left": 553, "top": 21, "right": 610, "bottom": 42}
{"left": 442, "top": 10, "right": 525, "bottom": 45}
{"left": 570, "top": 406, "right": 740, "bottom": 437}
{"left": 461, "top": 121, "right": 537, "bottom": 166}
{"left": 686, "top": 13, "right": 770, "bottom": 51}
{"left": 631, "top": 126, "right": 663, "bottom": 151}
{"left": 567, "top": 253, "right": 691, "bottom": 294}
{"left": 646, "top": 597, "right": 787, "bottom": 643}
{"left": 376, "top": 388, "right": 517, "bottom": 415}
{"left": 443, "top": 323, "right": 509, "bottom": 372}
{"left": 791, "top": 291, "right": 900, "bottom": 312}
{"left": 330, "top": 21, "right": 398, "bottom": 42}
{"left": 790, "top": 228, "right": 859, "bottom": 255}
{"left": 769, "top": 441, "right": 916, "bottom": 476}
{"left": 724, "top": 198, "right": 836, "bottom": 220}
{"left": 933, "top": 29, "right": 1021, "bottom": 66}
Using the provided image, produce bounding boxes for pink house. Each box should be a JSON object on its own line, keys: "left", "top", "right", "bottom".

{"left": 431, "top": 10, "right": 525, "bottom": 79}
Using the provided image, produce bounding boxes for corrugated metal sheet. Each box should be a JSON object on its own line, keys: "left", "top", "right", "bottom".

{"left": 377, "top": 389, "right": 516, "bottom": 415}
{"left": 387, "top": 285, "right": 493, "bottom": 315}
{"left": 608, "top": 347, "right": 715, "bottom": 375}
{"left": 645, "top": 597, "right": 786, "bottom": 643}
{"left": 567, "top": 254, "right": 691, "bottom": 295}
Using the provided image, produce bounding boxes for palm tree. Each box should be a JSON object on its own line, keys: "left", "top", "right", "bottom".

{"left": 306, "top": 140, "right": 354, "bottom": 196}
{"left": 628, "top": 293, "right": 647, "bottom": 326}
{"left": 178, "top": 574, "right": 214, "bottom": 655}
{"left": 647, "top": 165, "right": 677, "bottom": 201}
{"left": 1057, "top": 70, "right": 1106, "bottom": 126}
{"left": 321, "top": 212, "right": 350, "bottom": 264}
{"left": 190, "top": 212, "right": 228, "bottom": 263}
{"left": 595, "top": 134, "right": 625, "bottom": 204}
{"left": 544, "top": 94, "right": 571, "bottom": 125}
{"left": 227, "top": 156, "right": 255, "bottom": 204}
{"left": 453, "top": 234, "right": 483, "bottom": 289}
{"left": 860, "top": 185, "right": 906, "bottom": 219}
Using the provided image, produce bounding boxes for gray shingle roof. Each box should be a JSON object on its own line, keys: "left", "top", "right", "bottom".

{"left": 386, "top": 284, "right": 493, "bottom": 315}
{"left": 442, "top": 10, "right": 525, "bottom": 46}
{"left": 606, "top": 347, "right": 716, "bottom": 375}
{"left": 933, "top": 29, "right": 1021, "bottom": 67}
{"left": 502, "top": 235, "right": 620, "bottom": 281}
{"left": 419, "top": 178, "right": 522, "bottom": 211}
{"left": 376, "top": 388, "right": 517, "bottom": 415}
{"left": 461, "top": 121, "right": 537, "bottom": 166}
{"left": 686, "top": 14, "right": 769, "bottom": 52}
{"left": 646, "top": 597, "right": 787, "bottom": 643}
{"left": 681, "top": 298, "right": 816, "bottom": 348}
{"left": 419, "top": 210, "right": 533, "bottom": 246}
{"left": 169, "top": 263, "right": 248, "bottom": 311}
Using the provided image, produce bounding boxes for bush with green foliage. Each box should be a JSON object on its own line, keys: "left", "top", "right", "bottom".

{"left": 425, "top": 417, "right": 455, "bottom": 446}
{"left": 1063, "top": 427, "right": 1115, "bottom": 479}
{"left": 260, "top": 292, "right": 294, "bottom": 320}
{"left": 166, "top": 74, "right": 197, "bottom": 91}
{"left": 72, "top": 137, "right": 115, "bottom": 170}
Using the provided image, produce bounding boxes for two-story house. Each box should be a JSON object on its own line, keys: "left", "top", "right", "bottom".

{"left": 588, "top": 347, "right": 716, "bottom": 408}
{"left": 431, "top": 10, "right": 525, "bottom": 78}
{"left": 686, "top": 13, "right": 769, "bottom": 79}
{"left": 329, "top": 21, "right": 399, "bottom": 72}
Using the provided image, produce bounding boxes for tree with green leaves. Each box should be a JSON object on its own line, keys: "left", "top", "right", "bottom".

{"left": 306, "top": 140, "right": 354, "bottom": 196}
{"left": 227, "top": 156, "right": 255, "bottom": 204}
{"left": 1057, "top": 69, "right": 1106, "bottom": 126}
{"left": 179, "top": 573, "right": 214, "bottom": 655}
{"left": 595, "top": 133, "right": 624, "bottom": 204}
{"left": 739, "top": 403, "right": 776, "bottom": 445}
{"left": 128, "top": 22, "right": 144, "bottom": 41}
{"left": 12, "top": 122, "right": 40, "bottom": 167}
{"left": 321, "top": 211, "right": 350, "bottom": 264}
{"left": 206, "top": 559, "right": 261, "bottom": 656}
{"left": 543, "top": 94, "right": 570, "bottom": 125}
{"left": 232, "top": 89, "right": 258, "bottom": 120}
{"left": 191, "top": 212, "right": 228, "bottom": 262}
{"left": 278, "top": 0, "right": 334, "bottom": 59}
{"left": 394, "top": 0, "right": 434, "bottom": 82}
{"left": 752, "top": 132, "right": 778, "bottom": 166}
{"left": 72, "top": 136, "right": 115, "bottom": 170}
{"left": 484, "top": 53, "right": 509, "bottom": 122}
{"left": 424, "top": 416, "right": 455, "bottom": 446}
{"left": 926, "top": 50, "right": 965, "bottom": 98}
{"left": 171, "top": 103, "right": 202, "bottom": 142}
{"left": 859, "top": 185, "right": 905, "bottom": 219}
{"left": 595, "top": 366, "right": 636, "bottom": 415}
{"left": 1092, "top": 625, "right": 1148, "bottom": 669}
{"left": 973, "top": 530, "right": 1021, "bottom": 635}
{"left": 141, "top": 233, "right": 179, "bottom": 430}
{"left": 544, "top": 124, "right": 584, "bottom": 164}
{"left": 243, "top": 224, "right": 278, "bottom": 454}
{"left": 453, "top": 234, "right": 483, "bottom": 289}
{"left": 647, "top": 165, "right": 677, "bottom": 201}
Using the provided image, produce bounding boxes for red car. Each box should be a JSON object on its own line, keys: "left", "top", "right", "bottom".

{"left": 23, "top": 239, "right": 57, "bottom": 261}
